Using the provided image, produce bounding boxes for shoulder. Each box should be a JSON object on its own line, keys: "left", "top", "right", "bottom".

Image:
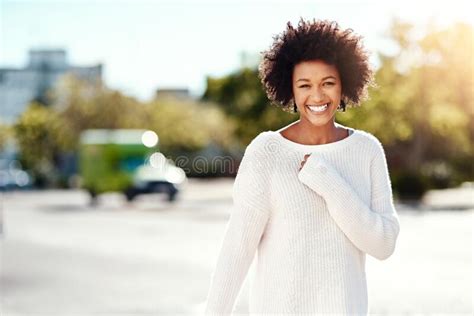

{"left": 237, "top": 131, "right": 279, "bottom": 173}
{"left": 244, "top": 131, "right": 279, "bottom": 158}
{"left": 353, "top": 129, "right": 387, "bottom": 159}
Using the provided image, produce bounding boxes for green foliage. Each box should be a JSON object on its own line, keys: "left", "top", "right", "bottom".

{"left": 52, "top": 75, "right": 236, "bottom": 158}
{"left": 145, "top": 96, "right": 235, "bottom": 156}
{"left": 13, "top": 102, "right": 74, "bottom": 186}
{"left": 337, "top": 20, "right": 474, "bottom": 195}
{"left": 0, "top": 123, "right": 13, "bottom": 152}
{"left": 203, "top": 68, "right": 295, "bottom": 146}
{"left": 12, "top": 74, "right": 237, "bottom": 184}
{"left": 52, "top": 74, "right": 149, "bottom": 149}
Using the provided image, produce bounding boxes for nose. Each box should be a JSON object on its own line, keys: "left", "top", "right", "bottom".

{"left": 310, "top": 87, "right": 327, "bottom": 103}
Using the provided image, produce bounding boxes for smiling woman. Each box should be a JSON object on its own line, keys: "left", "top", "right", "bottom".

{"left": 292, "top": 60, "right": 343, "bottom": 126}
{"left": 257, "top": 18, "right": 377, "bottom": 146}
{"left": 259, "top": 18, "right": 375, "bottom": 114}
{"left": 205, "top": 18, "right": 400, "bottom": 315}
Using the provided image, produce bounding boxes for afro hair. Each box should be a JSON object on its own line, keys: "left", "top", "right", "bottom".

{"left": 259, "top": 18, "right": 376, "bottom": 112}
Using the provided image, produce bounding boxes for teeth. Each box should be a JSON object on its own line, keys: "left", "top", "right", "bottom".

{"left": 307, "top": 103, "right": 328, "bottom": 112}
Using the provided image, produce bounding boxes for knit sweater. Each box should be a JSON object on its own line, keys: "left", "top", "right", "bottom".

{"left": 205, "top": 123, "right": 401, "bottom": 315}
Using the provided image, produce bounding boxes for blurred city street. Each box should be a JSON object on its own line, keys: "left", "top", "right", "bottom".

{"left": 1, "top": 179, "right": 472, "bottom": 315}
{"left": 2, "top": 2, "right": 473, "bottom": 316}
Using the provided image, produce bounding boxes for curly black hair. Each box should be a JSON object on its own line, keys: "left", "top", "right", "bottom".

{"left": 259, "top": 18, "right": 376, "bottom": 113}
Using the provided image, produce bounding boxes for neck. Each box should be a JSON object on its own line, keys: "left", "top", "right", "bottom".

{"left": 294, "top": 118, "right": 339, "bottom": 145}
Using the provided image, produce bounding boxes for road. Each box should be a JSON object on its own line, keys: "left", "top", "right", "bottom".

{"left": 0, "top": 179, "right": 472, "bottom": 315}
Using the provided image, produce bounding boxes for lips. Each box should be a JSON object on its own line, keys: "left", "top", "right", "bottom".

{"left": 306, "top": 103, "right": 329, "bottom": 113}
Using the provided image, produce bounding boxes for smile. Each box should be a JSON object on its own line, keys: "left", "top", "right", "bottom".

{"left": 306, "top": 103, "right": 329, "bottom": 113}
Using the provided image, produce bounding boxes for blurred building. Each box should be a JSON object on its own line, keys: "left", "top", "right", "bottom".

{"left": 154, "top": 88, "right": 191, "bottom": 100}
{"left": 0, "top": 49, "right": 102, "bottom": 124}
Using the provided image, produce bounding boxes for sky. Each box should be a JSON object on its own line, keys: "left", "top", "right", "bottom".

{"left": 1, "top": 0, "right": 472, "bottom": 101}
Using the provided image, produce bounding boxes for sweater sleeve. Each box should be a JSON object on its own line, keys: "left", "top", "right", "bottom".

{"left": 205, "top": 138, "right": 271, "bottom": 315}
{"left": 297, "top": 141, "right": 400, "bottom": 260}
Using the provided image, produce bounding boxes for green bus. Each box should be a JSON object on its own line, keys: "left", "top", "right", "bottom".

{"left": 79, "top": 129, "right": 186, "bottom": 204}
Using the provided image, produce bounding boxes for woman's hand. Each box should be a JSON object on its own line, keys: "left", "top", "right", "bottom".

{"left": 299, "top": 154, "right": 311, "bottom": 171}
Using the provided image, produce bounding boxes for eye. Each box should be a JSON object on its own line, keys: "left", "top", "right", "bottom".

{"left": 298, "top": 84, "right": 310, "bottom": 88}
{"left": 324, "top": 82, "right": 335, "bottom": 86}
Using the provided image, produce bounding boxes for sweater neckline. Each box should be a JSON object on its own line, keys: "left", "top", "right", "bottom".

{"left": 270, "top": 122, "right": 359, "bottom": 151}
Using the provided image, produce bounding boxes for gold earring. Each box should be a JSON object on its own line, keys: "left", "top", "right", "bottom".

{"left": 337, "top": 100, "right": 346, "bottom": 112}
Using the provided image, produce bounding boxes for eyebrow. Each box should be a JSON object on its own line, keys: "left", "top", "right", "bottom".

{"left": 296, "top": 76, "right": 337, "bottom": 83}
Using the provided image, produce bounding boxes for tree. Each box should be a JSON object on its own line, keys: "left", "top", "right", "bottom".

{"left": 0, "top": 123, "right": 12, "bottom": 152}
{"left": 337, "top": 19, "right": 474, "bottom": 193}
{"left": 51, "top": 74, "right": 149, "bottom": 149}
{"left": 202, "top": 67, "right": 296, "bottom": 147}
{"left": 13, "top": 103, "right": 73, "bottom": 187}
{"left": 146, "top": 96, "right": 236, "bottom": 156}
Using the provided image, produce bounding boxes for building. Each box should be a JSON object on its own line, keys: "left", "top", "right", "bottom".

{"left": 0, "top": 49, "right": 102, "bottom": 124}
{"left": 154, "top": 88, "right": 191, "bottom": 100}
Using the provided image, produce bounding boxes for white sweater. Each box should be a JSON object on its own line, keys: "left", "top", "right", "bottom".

{"left": 205, "top": 123, "right": 401, "bottom": 315}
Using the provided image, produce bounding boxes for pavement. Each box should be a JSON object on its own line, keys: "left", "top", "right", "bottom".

{"left": 0, "top": 178, "right": 472, "bottom": 315}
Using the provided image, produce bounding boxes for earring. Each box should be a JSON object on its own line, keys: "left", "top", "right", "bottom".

{"left": 337, "top": 100, "right": 346, "bottom": 112}
{"left": 293, "top": 101, "right": 298, "bottom": 113}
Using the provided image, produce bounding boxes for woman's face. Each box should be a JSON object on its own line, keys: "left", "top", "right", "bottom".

{"left": 292, "top": 59, "right": 342, "bottom": 126}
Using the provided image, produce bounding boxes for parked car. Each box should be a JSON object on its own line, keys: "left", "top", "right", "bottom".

{"left": 0, "top": 159, "right": 32, "bottom": 191}
{"left": 79, "top": 129, "right": 186, "bottom": 204}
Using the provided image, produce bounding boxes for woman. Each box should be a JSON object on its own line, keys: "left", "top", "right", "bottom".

{"left": 205, "top": 18, "right": 400, "bottom": 315}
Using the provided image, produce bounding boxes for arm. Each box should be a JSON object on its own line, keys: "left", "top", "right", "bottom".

{"left": 205, "top": 139, "right": 271, "bottom": 315}
{"left": 297, "top": 142, "right": 400, "bottom": 260}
